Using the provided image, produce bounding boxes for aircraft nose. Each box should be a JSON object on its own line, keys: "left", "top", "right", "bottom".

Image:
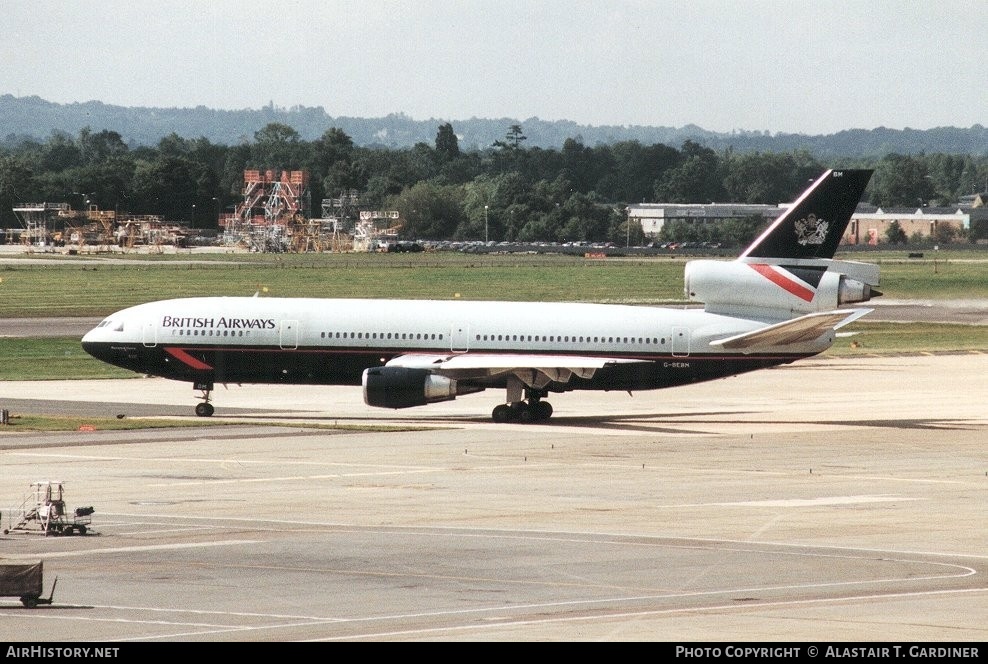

{"left": 80, "top": 331, "right": 128, "bottom": 366}
{"left": 81, "top": 322, "right": 113, "bottom": 358}
{"left": 81, "top": 332, "right": 102, "bottom": 359}
{"left": 81, "top": 322, "right": 107, "bottom": 344}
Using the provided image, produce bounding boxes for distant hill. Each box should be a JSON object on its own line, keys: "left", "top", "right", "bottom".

{"left": 2, "top": 94, "right": 986, "bottom": 157}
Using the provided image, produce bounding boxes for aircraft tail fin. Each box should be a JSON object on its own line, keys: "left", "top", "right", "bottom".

{"left": 740, "top": 169, "right": 873, "bottom": 260}
{"left": 685, "top": 168, "right": 879, "bottom": 318}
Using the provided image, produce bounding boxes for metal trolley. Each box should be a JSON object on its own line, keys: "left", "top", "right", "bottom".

{"left": 3, "top": 481, "right": 94, "bottom": 536}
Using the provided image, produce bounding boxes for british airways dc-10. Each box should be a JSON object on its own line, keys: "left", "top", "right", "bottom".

{"left": 82, "top": 169, "right": 879, "bottom": 422}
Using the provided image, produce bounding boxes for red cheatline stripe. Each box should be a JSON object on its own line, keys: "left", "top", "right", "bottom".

{"left": 164, "top": 347, "right": 214, "bottom": 370}
{"left": 748, "top": 263, "right": 815, "bottom": 302}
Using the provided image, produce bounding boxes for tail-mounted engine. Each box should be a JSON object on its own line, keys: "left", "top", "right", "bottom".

{"left": 362, "top": 367, "right": 459, "bottom": 409}
{"left": 684, "top": 258, "right": 881, "bottom": 316}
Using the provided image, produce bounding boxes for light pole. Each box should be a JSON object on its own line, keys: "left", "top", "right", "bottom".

{"left": 626, "top": 213, "right": 631, "bottom": 248}
{"left": 191, "top": 204, "right": 196, "bottom": 229}
{"left": 71, "top": 191, "right": 95, "bottom": 211}
{"left": 484, "top": 205, "right": 489, "bottom": 244}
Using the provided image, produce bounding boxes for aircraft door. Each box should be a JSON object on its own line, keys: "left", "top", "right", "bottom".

{"left": 142, "top": 319, "right": 157, "bottom": 347}
{"left": 450, "top": 324, "right": 470, "bottom": 353}
{"left": 672, "top": 326, "right": 690, "bottom": 357}
{"left": 279, "top": 320, "right": 299, "bottom": 350}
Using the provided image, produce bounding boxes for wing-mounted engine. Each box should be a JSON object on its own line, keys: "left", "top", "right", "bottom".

{"left": 362, "top": 366, "right": 484, "bottom": 409}
{"left": 684, "top": 258, "right": 881, "bottom": 317}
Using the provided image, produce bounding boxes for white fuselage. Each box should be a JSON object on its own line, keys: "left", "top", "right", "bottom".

{"left": 83, "top": 296, "right": 820, "bottom": 359}
{"left": 81, "top": 295, "right": 832, "bottom": 410}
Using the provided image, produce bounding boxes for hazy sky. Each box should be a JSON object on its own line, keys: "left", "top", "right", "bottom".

{"left": 2, "top": 0, "right": 985, "bottom": 135}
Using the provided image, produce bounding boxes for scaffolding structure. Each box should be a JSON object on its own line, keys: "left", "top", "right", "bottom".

{"left": 58, "top": 205, "right": 117, "bottom": 250}
{"left": 112, "top": 216, "right": 189, "bottom": 251}
{"left": 353, "top": 210, "right": 402, "bottom": 251}
{"left": 319, "top": 190, "right": 360, "bottom": 252}
{"left": 11, "top": 203, "right": 69, "bottom": 249}
{"left": 216, "top": 174, "right": 403, "bottom": 252}
{"left": 7, "top": 170, "right": 405, "bottom": 254}
{"left": 219, "top": 169, "right": 311, "bottom": 252}
{"left": 10, "top": 202, "right": 190, "bottom": 253}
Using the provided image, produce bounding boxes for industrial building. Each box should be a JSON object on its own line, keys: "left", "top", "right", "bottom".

{"left": 844, "top": 205, "right": 984, "bottom": 245}
{"left": 628, "top": 203, "right": 782, "bottom": 237}
{"left": 628, "top": 198, "right": 987, "bottom": 245}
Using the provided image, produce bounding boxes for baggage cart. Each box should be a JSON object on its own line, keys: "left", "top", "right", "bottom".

{"left": 0, "top": 560, "right": 56, "bottom": 608}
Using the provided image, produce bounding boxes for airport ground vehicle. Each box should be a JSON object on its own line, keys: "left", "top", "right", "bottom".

{"left": 0, "top": 559, "right": 56, "bottom": 608}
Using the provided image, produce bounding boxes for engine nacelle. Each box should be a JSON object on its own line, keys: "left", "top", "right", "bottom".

{"left": 684, "top": 258, "right": 880, "bottom": 316}
{"left": 362, "top": 367, "right": 458, "bottom": 409}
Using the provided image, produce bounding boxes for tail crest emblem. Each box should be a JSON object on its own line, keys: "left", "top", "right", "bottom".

{"left": 794, "top": 214, "right": 829, "bottom": 246}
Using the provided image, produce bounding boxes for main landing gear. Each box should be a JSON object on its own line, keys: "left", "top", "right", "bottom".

{"left": 491, "top": 386, "right": 553, "bottom": 423}
{"left": 194, "top": 381, "right": 214, "bottom": 417}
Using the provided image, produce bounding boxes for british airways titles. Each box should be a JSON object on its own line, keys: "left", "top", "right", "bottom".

{"left": 161, "top": 316, "right": 277, "bottom": 330}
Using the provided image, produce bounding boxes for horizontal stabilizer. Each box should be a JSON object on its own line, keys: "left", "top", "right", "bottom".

{"left": 710, "top": 309, "right": 872, "bottom": 351}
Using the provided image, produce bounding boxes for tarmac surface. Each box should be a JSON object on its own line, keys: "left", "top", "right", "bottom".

{"left": 0, "top": 352, "right": 986, "bottom": 642}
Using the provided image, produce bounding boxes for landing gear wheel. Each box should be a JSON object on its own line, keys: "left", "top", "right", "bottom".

{"left": 533, "top": 401, "right": 553, "bottom": 421}
{"left": 490, "top": 400, "right": 554, "bottom": 423}
{"left": 193, "top": 381, "right": 215, "bottom": 418}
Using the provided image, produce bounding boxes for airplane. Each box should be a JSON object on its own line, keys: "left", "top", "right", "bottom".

{"left": 82, "top": 168, "right": 879, "bottom": 423}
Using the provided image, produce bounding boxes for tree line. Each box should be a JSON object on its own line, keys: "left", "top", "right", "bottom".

{"left": 2, "top": 122, "right": 986, "bottom": 245}
{"left": 6, "top": 95, "right": 988, "bottom": 157}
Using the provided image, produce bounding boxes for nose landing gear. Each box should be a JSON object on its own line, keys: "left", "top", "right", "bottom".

{"left": 194, "top": 381, "right": 214, "bottom": 417}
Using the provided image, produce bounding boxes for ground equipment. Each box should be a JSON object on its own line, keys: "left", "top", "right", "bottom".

{"left": 0, "top": 560, "right": 56, "bottom": 608}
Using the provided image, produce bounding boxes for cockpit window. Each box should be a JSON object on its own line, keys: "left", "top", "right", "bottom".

{"left": 97, "top": 319, "right": 124, "bottom": 332}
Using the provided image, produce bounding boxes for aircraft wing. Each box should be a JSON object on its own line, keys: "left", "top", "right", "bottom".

{"left": 709, "top": 308, "right": 872, "bottom": 351}
{"left": 386, "top": 353, "right": 643, "bottom": 388}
